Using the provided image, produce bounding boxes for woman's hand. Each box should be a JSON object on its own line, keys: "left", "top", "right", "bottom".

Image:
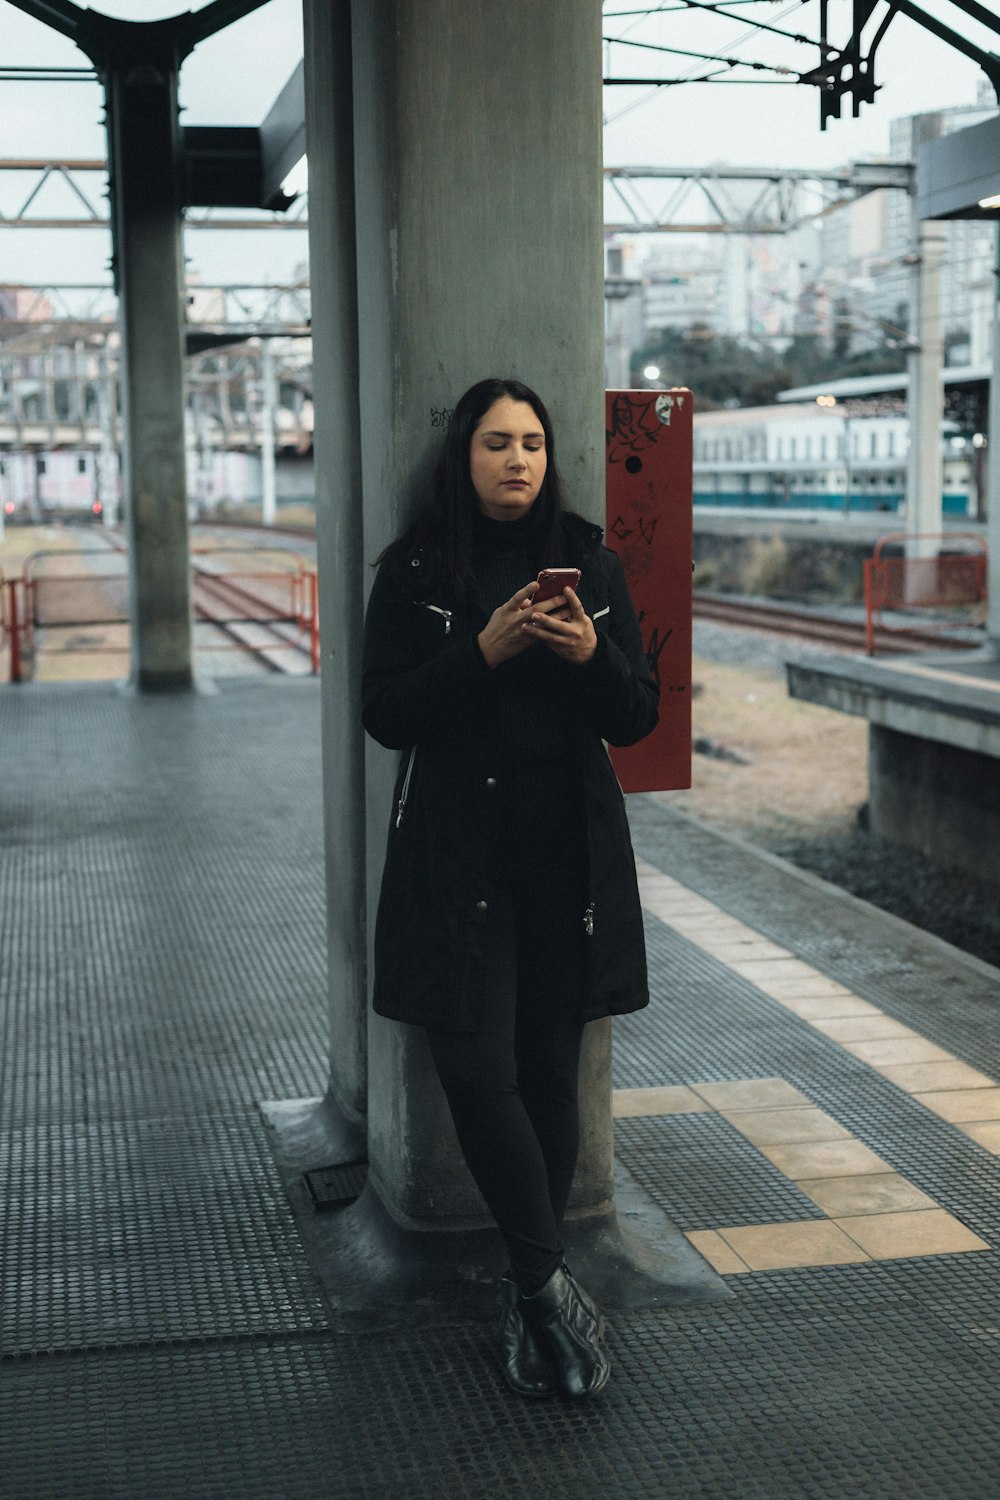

{"left": 521, "top": 587, "right": 597, "bottom": 666}
{"left": 477, "top": 584, "right": 570, "bottom": 669}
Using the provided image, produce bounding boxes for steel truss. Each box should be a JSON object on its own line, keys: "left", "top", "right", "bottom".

{"left": 603, "top": 161, "right": 913, "bottom": 235}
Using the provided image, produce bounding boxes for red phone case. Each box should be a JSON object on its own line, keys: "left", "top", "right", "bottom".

{"left": 534, "top": 568, "right": 581, "bottom": 603}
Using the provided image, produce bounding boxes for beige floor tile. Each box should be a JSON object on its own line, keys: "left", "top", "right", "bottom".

{"left": 843, "top": 1037, "right": 954, "bottom": 1066}
{"left": 722, "top": 1107, "right": 852, "bottom": 1146}
{"left": 761, "top": 1138, "right": 891, "bottom": 1180}
{"left": 774, "top": 994, "right": 882, "bottom": 1020}
{"left": 835, "top": 1209, "right": 989, "bottom": 1259}
{"left": 914, "top": 1088, "right": 1000, "bottom": 1124}
{"left": 809, "top": 1016, "right": 917, "bottom": 1043}
{"left": 699, "top": 940, "right": 792, "bottom": 963}
{"left": 659, "top": 912, "right": 736, "bottom": 929}
{"left": 755, "top": 976, "right": 854, "bottom": 1000}
{"left": 797, "top": 1173, "right": 938, "bottom": 1216}
{"left": 872, "top": 1060, "right": 998, "bottom": 1094}
{"left": 612, "top": 1086, "right": 711, "bottom": 1117}
{"left": 689, "top": 1077, "right": 813, "bottom": 1112}
{"left": 684, "top": 1229, "right": 749, "bottom": 1275}
{"left": 717, "top": 1220, "right": 870, "bottom": 1270}
{"left": 956, "top": 1120, "right": 1000, "bottom": 1154}
{"left": 729, "top": 958, "right": 820, "bottom": 982}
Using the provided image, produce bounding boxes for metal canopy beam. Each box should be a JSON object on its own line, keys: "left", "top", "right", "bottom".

{"left": 603, "top": 161, "right": 913, "bottom": 235}
{"left": 916, "top": 115, "right": 1000, "bottom": 221}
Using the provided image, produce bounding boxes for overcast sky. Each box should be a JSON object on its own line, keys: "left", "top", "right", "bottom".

{"left": 0, "top": 0, "right": 994, "bottom": 288}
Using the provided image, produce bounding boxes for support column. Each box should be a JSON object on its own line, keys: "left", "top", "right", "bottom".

{"left": 105, "top": 56, "right": 193, "bottom": 690}
{"left": 259, "top": 338, "right": 277, "bottom": 526}
{"left": 352, "top": 0, "right": 610, "bottom": 1228}
{"left": 267, "top": 0, "right": 368, "bottom": 1166}
{"left": 97, "top": 341, "right": 119, "bottom": 528}
{"left": 905, "top": 214, "right": 946, "bottom": 560}
{"left": 988, "top": 225, "right": 1000, "bottom": 650}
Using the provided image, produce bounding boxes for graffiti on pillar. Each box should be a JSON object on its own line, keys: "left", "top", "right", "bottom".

{"left": 430, "top": 407, "right": 454, "bottom": 429}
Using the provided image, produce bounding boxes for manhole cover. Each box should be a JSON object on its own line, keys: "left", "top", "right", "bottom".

{"left": 303, "top": 1160, "right": 368, "bottom": 1210}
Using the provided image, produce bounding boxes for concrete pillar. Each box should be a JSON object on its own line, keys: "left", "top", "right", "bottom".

{"left": 988, "top": 225, "right": 1000, "bottom": 649}
{"left": 105, "top": 59, "right": 193, "bottom": 690}
{"left": 97, "top": 341, "right": 119, "bottom": 528}
{"left": 905, "top": 215, "right": 946, "bottom": 562}
{"left": 351, "top": 0, "right": 608, "bottom": 1226}
{"left": 259, "top": 338, "right": 277, "bottom": 526}
{"left": 281, "top": 0, "right": 368, "bottom": 1163}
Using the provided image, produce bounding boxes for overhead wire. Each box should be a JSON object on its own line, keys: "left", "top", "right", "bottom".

{"left": 603, "top": 33, "right": 798, "bottom": 74}
{"left": 603, "top": 0, "right": 821, "bottom": 117}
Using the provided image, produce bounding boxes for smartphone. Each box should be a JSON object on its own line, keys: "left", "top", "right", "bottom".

{"left": 533, "top": 567, "right": 581, "bottom": 603}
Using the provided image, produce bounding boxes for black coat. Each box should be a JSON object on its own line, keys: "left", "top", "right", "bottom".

{"left": 361, "top": 512, "right": 659, "bottom": 1033}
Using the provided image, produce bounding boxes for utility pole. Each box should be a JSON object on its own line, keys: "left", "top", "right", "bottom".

{"left": 259, "top": 338, "right": 277, "bottom": 526}
{"left": 905, "top": 206, "right": 946, "bottom": 562}
{"left": 988, "top": 224, "right": 1000, "bottom": 651}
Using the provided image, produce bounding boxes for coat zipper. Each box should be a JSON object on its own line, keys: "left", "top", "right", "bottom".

{"left": 422, "top": 603, "right": 452, "bottom": 635}
{"left": 396, "top": 748, "right": 416, "bottom": 828}
{"left": 584, "top": 903, "right": 594, "bottom": 937}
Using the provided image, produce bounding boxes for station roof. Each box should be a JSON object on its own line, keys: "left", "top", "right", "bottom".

{"left": 777, "top": 366, "right": 990, "bottom": 403}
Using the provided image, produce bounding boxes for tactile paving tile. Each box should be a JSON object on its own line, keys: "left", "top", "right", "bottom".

{"left": 0, "top": 680, "right": 328, "bottom": 1132}
{"left": 5, "top": 1274, "right": 1000, "bottom": 1500}
{"left": 617, "top": 876, "right": 1000, "bottom": 1242}
{"left": 0, "top": 1108, "right": 330, "bottom": 1357}
{"left": 615, "top": 1113, "right": 825, "bottom": 1228}
{"left": 630, "top": 796, "right": 1000, "bottom": 1080}
{"left": 7, "top": 684, "right": 1000, "bottom": 1497}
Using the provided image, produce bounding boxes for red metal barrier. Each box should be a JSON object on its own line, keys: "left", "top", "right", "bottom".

{"left": 605, "top": 388, "right": 693, "bottom": 793}
{"left": 864, "top": 532, "right": 988, "bottom": 655}
{"left": 12, "top": 545, "right": 320, "bottom": 678}
{"left": 2, "top": 576, "right": 23, "bottom": 683}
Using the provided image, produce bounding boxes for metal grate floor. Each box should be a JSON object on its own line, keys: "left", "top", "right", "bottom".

{"left": 4, "top": 678, "right": 1000, "bottom": 1497}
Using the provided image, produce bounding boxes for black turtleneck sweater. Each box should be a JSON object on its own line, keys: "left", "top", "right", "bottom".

{"left": 471, "top": 509, "right": 578, "bottom": 772}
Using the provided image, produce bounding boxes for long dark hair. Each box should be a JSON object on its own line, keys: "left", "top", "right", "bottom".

{"left": 378, "top": 377, "right": 568, "bottom": 599}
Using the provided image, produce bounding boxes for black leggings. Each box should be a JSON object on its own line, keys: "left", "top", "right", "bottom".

{"left": 427, "top": 765, "right": 587, "bottom": 1296}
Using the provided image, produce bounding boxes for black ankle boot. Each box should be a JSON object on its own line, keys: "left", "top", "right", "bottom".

{"left": 522, "top": 1266, "right": 610, "bottom": 1400}
{"left": 498, "top": 1277, "right": 558, "bottom": 1398}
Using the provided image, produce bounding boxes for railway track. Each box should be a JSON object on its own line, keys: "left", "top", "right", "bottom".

{"left": 693, "top": 591, "right": 978, "bottom": 655}
{"left": 191, "top": 562, "right": 317, "bottom": 674}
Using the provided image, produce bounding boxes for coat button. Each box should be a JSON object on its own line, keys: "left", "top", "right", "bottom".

{"left": 485, "top": 777, "right": 497, "bottom": 788}
{"left": 476, "top": 900, "right": 488, "bottom": 913}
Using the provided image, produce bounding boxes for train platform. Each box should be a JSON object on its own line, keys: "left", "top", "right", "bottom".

{"left": 3, "top": 674, "right": 1000, "bottom": 1499}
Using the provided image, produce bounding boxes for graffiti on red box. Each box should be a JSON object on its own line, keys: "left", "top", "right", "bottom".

{"left": 605, "top": 389, "right": 692, "bottom": 792}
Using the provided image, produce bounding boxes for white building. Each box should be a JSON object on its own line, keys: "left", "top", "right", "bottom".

{"left": 693, "top": 404, "right": 971, "bottom": 515}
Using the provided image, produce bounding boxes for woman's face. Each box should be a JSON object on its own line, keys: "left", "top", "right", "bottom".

{"left": 469, "top": 397, "right": 547, "bottom": 521}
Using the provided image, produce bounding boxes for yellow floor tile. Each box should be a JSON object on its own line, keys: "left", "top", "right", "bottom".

{"left": 914, "top": 1088, "right": 1000, "bottom": 1124}
{"left": 729, "top": 958, "right": 821, "bottom": 983}
{"left": 689, "top": 1078, "right": 813, "bottom": 1112}
{"left": 698, "top": 940, "right": 792, "bottom": 963}
{"left": 835, "top": 1209, "right": 989, "bottom": 1259}
{"left": 809, "top": 1016, "right": 917, "bottom": 1043}
{"left": 754, "top": 976, "right": 854, "bottom": 1000}
{"left": 772, "top": 994, "right": 882, "bottom": 1020}
{"left": 722, "top": 1107, "right": 852, "bottom": 1147}
{"left": 761, "top": 1138, "right": 891, "bottom": 1180}
{"left": 797, "top": 1173, "right": 938, "bottom": 1217}
{"left": 612, "top": 1085, "right": 711, "bottom": 1117}
{"left": 872, "top": 1060, "right": 998, "bottom": 1094}
{"left": 717, "top": 1220, "right": 870, "bottom": 1270}
{"left": 684, "top": 1229, "right": 749, "bottom": 1275}
{"left": 956, "top": 1120, "right": 1000, "bottom": 1154}
{"left": 843, "top": 1037, "right": 954, "bottom": 1066}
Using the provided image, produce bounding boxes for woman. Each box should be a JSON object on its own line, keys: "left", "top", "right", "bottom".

{"left": 362, "top": 378, "right": 658, "bottom": 1401}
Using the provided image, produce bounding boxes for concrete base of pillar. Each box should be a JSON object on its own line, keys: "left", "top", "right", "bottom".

{"left": 261, "top": 1091, "right": 367, "bottom": 1173}
{"left": 264, "top": 1114, "right": 728, "bottom": 1331}
{"left": 869, "top": 724, "right": 1000, "bottom": 887}
{"left": 116, "top": 671, "right": 208, "bottom": 696}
